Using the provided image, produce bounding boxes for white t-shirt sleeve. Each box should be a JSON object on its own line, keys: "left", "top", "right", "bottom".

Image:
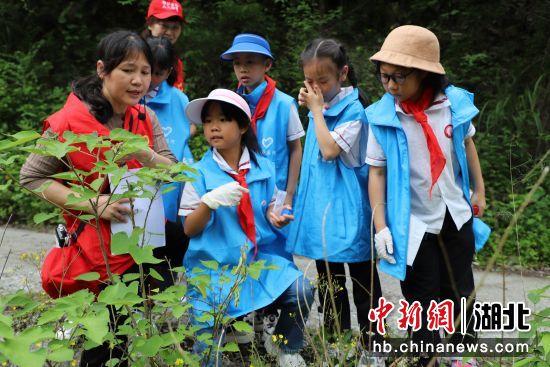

{"left": 365, "top": 125, "right": 387, "bottom": 167}
{"left": 328, "top": 120, "right": 364, "bottom": 167}
{"left": 287, "top": 104, "right": 305, "bottom": 141}
{"left": 178, "top": 181, "right": 202, "bottom": 217}
{"left": 466, "top": 122, "right": 476, "bottom": 138}
{"left": 329, "top": 120, "right": 362, "bottom": 153}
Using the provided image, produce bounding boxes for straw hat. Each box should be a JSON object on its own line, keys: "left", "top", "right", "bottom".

{"left": 370, "top": 25, "right": 445, "bottom": 75}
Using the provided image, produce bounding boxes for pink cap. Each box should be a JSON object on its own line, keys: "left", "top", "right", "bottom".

{"left": 146, "top": 0, "right": 184, "bottom": 21}
{"left": 185, "top": 89, "right": 251, "bottom": 125}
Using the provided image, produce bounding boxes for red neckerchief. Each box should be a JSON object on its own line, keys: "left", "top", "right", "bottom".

{"left": 244, "top": 76, "right": 276, "bottom": 135}
{"left": 400, "top": 87, "right": 446, "bottom": 198}
{"left": 226, "top": 168, "right": 257, "bottom": 257}
{"left": 174, "top": 58, "right": 184, "bottom": 92}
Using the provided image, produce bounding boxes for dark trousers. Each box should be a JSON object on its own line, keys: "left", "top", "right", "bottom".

{"left": 315, "top": 259, "right": 382, "bottom": 346}
{"left": 400, "top": 210, "right": 476, "bottom": 365}
{"left": 80, "top": 220, "right": 190, "bottom": 367}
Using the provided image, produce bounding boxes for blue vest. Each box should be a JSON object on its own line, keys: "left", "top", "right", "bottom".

{"left": 146, "top": 81, "right": 193, "bottom": 222}
{"left": 366, "top": 85, "right": 491, "bottom": 281}
{"left": 286, "top": 89, "right": 372, "bottom": 262}
{"left": 183, "top": 150, "right": 302, "bottom": 326}
{"left": 238, "top": 82, "right": 296, "bottom": 191}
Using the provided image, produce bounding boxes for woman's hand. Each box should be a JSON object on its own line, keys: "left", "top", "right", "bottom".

{"left": 268, "top": 205, "right": 294, "bottom": 229}
{"left": 116, "top": 148, "right": 155, "bottom": 165}
{"left": 298, "top": 80, "right": 324, "bottom": 113}
{"left": 95, "top": 195, "right": 132, "bottom": 222}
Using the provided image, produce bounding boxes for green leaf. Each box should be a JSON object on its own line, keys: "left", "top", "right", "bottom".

{"left": 47, "top": 346, "right": 74, "bottom": 362}
{"left": 129, "top": 245, "right": 163, "bottom": 265}
{"left": 200, "top": 260, "right": 219, "bottom": 271}
{"left": 148, "top": 268, "right": 164, "bottom": 281}
{"left": 78, "top": 214, "right": 96, "bottom": 221}
{"left": 122, "top": 272, "right": 141, "bottom": 282}
{"left": 134, "top": 335, "right": 163, "bottom": 357}
{"left": 0, "top": 130, "right": 41, "bottom": 152}
{"left": 50, "top": 171, "right": 81, "bottom": 181}
{"left": 98, "top": 282, "right": 143, "bottom": 308}
{"left": 74, "top": 272, "right": 101, "bottom": 281}
{"left": 542, "top": 333, "right": 550, "bottom": 356}
{"left": 33, "top": 212, "right": 59, "bottom": 224}
{"left": 232, "top": 321, "right": 253, "bottom": 333}
{"left": 528, "top": 284, "right": 550, "bottom": 305}
{"left": 111, "top": 228, "right": 141, "bottom": 255}
{"left": 224, "top": 342, "right": 240, "bottom": 352}
{"left": 514, "top": 357, "right": 535, "bottom": 367}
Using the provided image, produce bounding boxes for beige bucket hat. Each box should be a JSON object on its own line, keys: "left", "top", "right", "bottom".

{"left": 370, "top": 25, "right": 445, "bottom": 75}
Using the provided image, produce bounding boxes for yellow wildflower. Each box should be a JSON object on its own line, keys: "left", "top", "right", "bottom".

{"left": 175, "top": 358, "right": 183, "bottom": 366}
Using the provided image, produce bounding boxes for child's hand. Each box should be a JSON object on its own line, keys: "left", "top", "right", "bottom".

{"left": 269, "top": 205, "right": 294, "bottom": 229}
{"left": 471, "top": 191, "right": 486, "bottom": 217}
{"left": 374, "top": 227, "right": 396, "bottom": 264}
{"left": 298, "top": 80, "right": 324, "bottom": 113}
{"left": 201, "top": 181, "right": 248, "bottom": 209}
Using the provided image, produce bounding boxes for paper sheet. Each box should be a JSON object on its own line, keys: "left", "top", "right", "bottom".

{"left": 407, "top": 214, "right": 427, "bottom": 266}
{"left": 110, "top": 168, "right": 165, "bottom": 252}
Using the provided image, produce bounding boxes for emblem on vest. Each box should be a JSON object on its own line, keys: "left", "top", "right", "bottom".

{"left": 444, "top": 124, "right": 453, "bottom": 139}
{"left": 262, "top": 137, "right": 274, "bottom": 150}
{"left": 162, "top": 126, "right": 173, "bottom": 137}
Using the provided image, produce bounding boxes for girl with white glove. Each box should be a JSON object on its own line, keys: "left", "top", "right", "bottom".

{"left": 178, "top": 89, "right": 313, "bottom": 367}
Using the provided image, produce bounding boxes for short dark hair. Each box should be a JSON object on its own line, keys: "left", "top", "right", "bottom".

{"left": 73, "top": 30, "right": 153, "bottom": 123}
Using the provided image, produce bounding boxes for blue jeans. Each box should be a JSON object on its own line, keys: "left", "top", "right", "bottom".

{"left": 271, "top": 275, "right": 314, "bottom": 353}
{"left": 193, "top": 276, "right": 314, "bottom": 366}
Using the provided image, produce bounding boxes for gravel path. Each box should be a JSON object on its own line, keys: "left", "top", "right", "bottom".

{"left": 1, "top": 227, "right": 548, "bottom": 337}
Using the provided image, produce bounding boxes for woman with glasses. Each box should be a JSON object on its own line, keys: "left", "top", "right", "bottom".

{"left": 365, "top": 25, "right": 490, "bottom": 367}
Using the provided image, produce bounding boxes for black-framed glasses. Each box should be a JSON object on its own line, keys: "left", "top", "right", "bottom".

{"left": 376, "top": 69, "right": 415, "bottom": 85}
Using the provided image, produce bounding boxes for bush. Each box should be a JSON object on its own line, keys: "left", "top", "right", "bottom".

{"left": 0, "top": 45, "right": 68, "bottom": 225}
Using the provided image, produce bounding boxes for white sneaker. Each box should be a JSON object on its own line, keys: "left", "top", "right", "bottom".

{"left": 261, "top": 312, "right": 279, "bottom": 343}
{"left": 277, "top": 352, "right": 307, "bottom": 367}
{"left": 358, "top": 351, "right": 386, "bottom": 367}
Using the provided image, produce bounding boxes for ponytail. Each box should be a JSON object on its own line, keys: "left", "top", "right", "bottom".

{"left": 347, "top": 64, "right": 371, "bottom": 108}
{"left": 72, "top": 75, "right": 113, "bottom": 124}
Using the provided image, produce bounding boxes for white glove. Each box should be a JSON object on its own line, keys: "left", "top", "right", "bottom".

{"left": 201, "top": 181, "right": 248, "bottom": 209}
{"left": 375, "top": 227, "right": 396, "bottom": 264}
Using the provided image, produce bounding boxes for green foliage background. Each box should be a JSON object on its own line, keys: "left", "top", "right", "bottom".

{"left": 0, "top": 0, "right": 548, "bottom": 268}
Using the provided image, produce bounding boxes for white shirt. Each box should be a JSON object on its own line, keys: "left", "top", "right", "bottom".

{"left": 325, "top": 87, "right": 365, "bottom": 167}
{"left": 366, "top": 94, "right": 475, "bottom": 234}
{"left": 287, "top": 104, "right": 306, "bottom": 141}
{"left": 178, "top": 147, "right": 276, "bottom": 217}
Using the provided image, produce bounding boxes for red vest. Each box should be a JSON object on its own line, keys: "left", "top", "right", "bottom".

{"left": 41, "top": 93, "right": 153, "bottom": 298}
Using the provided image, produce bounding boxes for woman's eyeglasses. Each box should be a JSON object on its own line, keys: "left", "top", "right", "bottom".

{"left": 376, "top": 69, "right": 414, "bottom": 85}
